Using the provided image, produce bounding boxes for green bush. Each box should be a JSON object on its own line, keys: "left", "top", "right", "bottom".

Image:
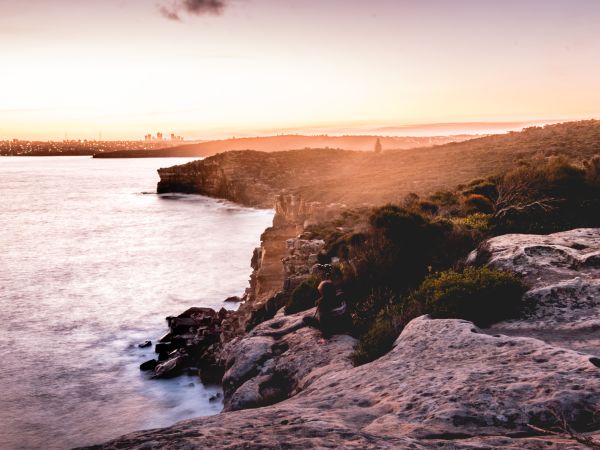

{"left": 351, "top": 316, "right": 397, "bottom": 366}
{"left": 418, "top": 267, "right": 527, "bottom": 327}
{"left": 351, "top": 266, "right": 526, "bottom": 366}
{"left": 401, "top": 192, "right": 420, "bottom": 209}
{"left": 584, "top": 155, "right": 600, "bottom": 187}
{"left": 341, "top": 205, "right": 481, "bottom": 334}
{"left": 453, "top": 213, "right": 493, "bottom": 234}
{"left": 351, "top": 297, "right": 425, "bottom": 365}
{"left": 428, "top": 190, "right": 459, "bottom": 207}
{"left": 284, "top": 277, "right": 320, "bottom": 315}
{"left": 369, "top": 204, "right": 427, "bottom": 241}
{"left": 350, "top": 287, "right": 397, "bottom": 335}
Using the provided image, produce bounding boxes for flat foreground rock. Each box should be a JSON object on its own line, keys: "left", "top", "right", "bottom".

{"left": 90, "top": 229, "right": 600, "bottom": 449}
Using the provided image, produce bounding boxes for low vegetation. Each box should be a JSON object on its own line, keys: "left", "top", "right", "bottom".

{"left": 351, "top": 267, "right": 527, "bottom": 365}
{"left": 421, "top": 267, "right": 527, "bottom": 326}
{"left": 304, "top": 151, "right": 599, "bottom": 366}
{"left": 284, "top": 277, "right": 321, "bottom": 315}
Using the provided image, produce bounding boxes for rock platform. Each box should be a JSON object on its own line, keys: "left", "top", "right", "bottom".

{"left": 92, "top": 229, "right": 600, "bottom": 449}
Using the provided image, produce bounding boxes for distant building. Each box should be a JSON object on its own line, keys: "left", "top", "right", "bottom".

{"left": 157, "top": 132, "right": 163, "bottom": 141}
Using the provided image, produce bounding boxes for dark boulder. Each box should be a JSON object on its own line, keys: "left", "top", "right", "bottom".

{"left": 155, "top": 342, "right": 172, "bottom": 354}
{"left": 140, "top": 359, "right": 158, "bottom": 371}
{"left": 153, "top": 355, "right": 188, "bottom": 379}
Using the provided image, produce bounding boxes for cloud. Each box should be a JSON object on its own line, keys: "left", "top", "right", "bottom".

{"left": 159, "top": 0, "right": 227, "bottom": 21}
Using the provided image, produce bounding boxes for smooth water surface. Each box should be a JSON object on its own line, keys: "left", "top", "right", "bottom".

{"left": 0, "top": 156, "right": 273, "bottom": 449}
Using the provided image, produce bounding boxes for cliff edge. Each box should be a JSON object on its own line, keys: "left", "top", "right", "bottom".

{"left": 88, "top": 228, "right": 600, "bottom": 449}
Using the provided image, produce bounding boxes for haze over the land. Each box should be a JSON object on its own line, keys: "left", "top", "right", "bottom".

{"left": 1, "top": 0, "right": 599, "bottom": 140}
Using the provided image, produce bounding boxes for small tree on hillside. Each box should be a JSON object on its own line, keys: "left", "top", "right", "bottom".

{"left": 374, "top": 138, "right": 382, "bottom": 154}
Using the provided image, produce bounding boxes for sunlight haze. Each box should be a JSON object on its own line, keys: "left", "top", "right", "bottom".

{"left": 1, "top": 0, "right": 599, "bottom": 139}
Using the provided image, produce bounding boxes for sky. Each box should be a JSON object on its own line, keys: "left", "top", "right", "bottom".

{"left": 1, "top": 0, "right": 599, "bottom": 140}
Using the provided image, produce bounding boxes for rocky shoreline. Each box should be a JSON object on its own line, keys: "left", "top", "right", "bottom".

{"left": 89, "top": 152, "right": 600, "bottom": 448}
{"left": 138, "top": 192, "right": 344, "bottom": 388}
{"left": 89, "top": 227, "right": 600, "bottom": 449}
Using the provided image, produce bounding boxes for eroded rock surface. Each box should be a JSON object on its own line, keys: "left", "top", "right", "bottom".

{"left": 92, "top": 229, "right": 600, "bottom": 449}
{"left": 221, "top": 309, "right": 356, "bottom": 411}
{"left": 470, "top": 228, "right": 600, "bottom": 354}
{"left": 90, "top": 315, "right": 600, "bottom": 449}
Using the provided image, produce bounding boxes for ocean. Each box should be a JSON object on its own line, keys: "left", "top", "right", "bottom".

{"left": 0, "top": 156, "right": 273, "bottom": 449}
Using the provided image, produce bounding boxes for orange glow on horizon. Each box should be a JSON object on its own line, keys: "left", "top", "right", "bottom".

{"left": 1, "top": 0, "right": 600, "bottom": 140}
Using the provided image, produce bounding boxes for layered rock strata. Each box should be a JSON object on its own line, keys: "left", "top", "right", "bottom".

{"left": 156, "top": 149, "right": 362, "bottom": 208}
{"left": 236, "top": 194, "right": 344, "bottom": 329}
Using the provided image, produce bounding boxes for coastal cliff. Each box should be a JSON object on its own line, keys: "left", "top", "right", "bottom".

{"left": 156, "top": 149, "right": 364, "bottom": 208}
{"left": 123, "top": 141, "right": 600, "bottom": 448}
{"left": 156, "top": 122, "right": 600, "bottom": 208}
{"left": 90, "top": 228, "right": 600, "bottom": 449}
{"left": 142, "top": 192, "right": 345, "bottom": 381}
{"left": 235, "top": 194, "right": 345, "bottom": 331}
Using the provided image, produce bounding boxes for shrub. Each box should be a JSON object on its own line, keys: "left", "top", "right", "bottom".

{"left": 369, "top": 204, "right": 427, "bottom": 241}
{"left": 351, "top": 316, "right": 397, "bottom": 366}
{"left": 284, "top": 277, "right": 320, "bottom": 315}
{"left": 350, "top": 287, "right": 398, "bottom": 335}
{"left": 351, "top": 296, "right": 425, "bottom": 365}
{"left": 401, "top": 192, "right": 420, "bottom": 209}
{"left": 494, "top": 156, "right": 600, "bottom": 233}
{"left": 584, "top": 155, "right": 600, "bottom": 187}
{"left": 463, "top": 180, "right": 498, "bottom": 201}
{"left": 453, "top": 213, "right": 493, "bottom": 234}
{"left": 417, "top": 267, "right": 527, "bottom": 327}
{"left": 418, "top": 200, "right": 439, "bottom": 215}
{"left": 463, "top": 193, "right": 495, "bottom": 214}
{"left": 428, "top": 190, "right": 459, "bottom": 207}
{"left": 340, "top": 206, "right": 481, "bottom": 332}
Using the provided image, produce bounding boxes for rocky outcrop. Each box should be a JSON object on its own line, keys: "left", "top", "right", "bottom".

{"left": 469, "top": 228, "right": 600, "bottom": 355}
{"left": 157, "top": 151, "right": 277, "bottom": 208}
{"left": 282, "top": 237, "right": 325, "bottom": 291}
{"left": 91, "top": 314, "right": 600, "bottom": 449}
{"left": 93, "top": 228, "right": 600, "bottom": 449}
{"left": 237, "top": 195, "right": 345, "bottom": 330}
{"left": 141, "top": 194, "right": 345, "bottom": 389}
{"left": 142, "top": 307, "right": 241, "bottom": 382}
{"left": 220, "top": 309, "right": 356, "bottom": 411}
{"left": 156, "top": 149, "right": 364, "bottom": 208}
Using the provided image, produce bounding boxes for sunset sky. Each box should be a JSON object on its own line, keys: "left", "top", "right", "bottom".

{"left": 1, "top": 0, "right": 599, "bottom": 140}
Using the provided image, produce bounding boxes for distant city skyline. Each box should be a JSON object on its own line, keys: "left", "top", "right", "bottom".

{"left": 1, "top": 0, "right": 600, "bottom": 140}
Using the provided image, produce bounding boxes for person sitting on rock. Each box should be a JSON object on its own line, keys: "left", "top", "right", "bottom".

{"left": 303, "top": 280, "right": 351, "bottom": 342}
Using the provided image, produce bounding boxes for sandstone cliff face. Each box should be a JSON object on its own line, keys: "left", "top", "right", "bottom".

{"left": 156, "top": 149, "right": 363, "bottom": 208}
{"left": 157, "top": 152, "right": 274, "bottom": 208}
{"left": 238, "top": 194, "right": 344, "bottom": 329}
{"left": 92, "top": 229, "right": 600, "bottom": 449}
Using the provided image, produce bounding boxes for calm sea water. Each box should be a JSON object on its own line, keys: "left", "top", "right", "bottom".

{"left": 0, "top": 156, "right": 273, "bottom": 449}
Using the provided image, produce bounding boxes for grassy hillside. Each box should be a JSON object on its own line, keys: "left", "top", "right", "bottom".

{"left": 157, "top": 120, "right": 600, "bottom": 207}
{"left": 298, "top": 120, "right": 600, "bottom": 204}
